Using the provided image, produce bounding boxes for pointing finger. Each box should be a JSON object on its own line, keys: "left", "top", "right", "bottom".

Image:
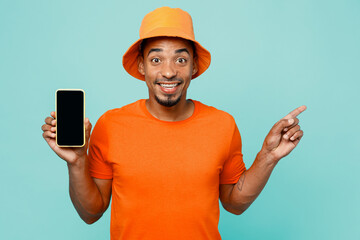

{"left": 283, "top": 105, "right": 307, "bottom": 119}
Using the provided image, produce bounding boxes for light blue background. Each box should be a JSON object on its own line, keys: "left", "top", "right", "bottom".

{"left": 1, "top": 0, "right": 359, "bottom": 239}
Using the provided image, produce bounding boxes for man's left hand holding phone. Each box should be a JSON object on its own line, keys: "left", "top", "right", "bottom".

{"left": 42, "top": 89, "right": 112, "bottom": 224}
{"left": 41, "top": 89, "right": 92, "bottom": 165}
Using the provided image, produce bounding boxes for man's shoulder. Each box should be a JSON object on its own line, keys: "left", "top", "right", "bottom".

{"left": 97, "top": 99, "right": 144, "bottom": 122}
{"left": 194, "top": 100, "right": 236, "bottom": 125}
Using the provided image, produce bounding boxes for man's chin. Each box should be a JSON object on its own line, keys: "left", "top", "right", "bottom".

{"left": 155, "top": 94, "right": 182, "bottom": 107}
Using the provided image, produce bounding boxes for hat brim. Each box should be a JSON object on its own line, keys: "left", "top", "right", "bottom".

{"left": 122, "top": 32, "right": 211, "bottom": 81}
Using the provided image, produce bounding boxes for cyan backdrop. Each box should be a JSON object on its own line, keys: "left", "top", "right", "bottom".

{"left": 1, "top": 0, "right": 359, "bottom": 239}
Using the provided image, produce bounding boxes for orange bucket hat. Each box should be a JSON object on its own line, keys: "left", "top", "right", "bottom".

{"left": 122, "top": 6, "right": 211, "bottom": 81}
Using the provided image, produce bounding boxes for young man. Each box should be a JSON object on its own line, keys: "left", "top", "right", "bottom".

{"left": 42, "top": 6, "right": 305, "bottom": 240}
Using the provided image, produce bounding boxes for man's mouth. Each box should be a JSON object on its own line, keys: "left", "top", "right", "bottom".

{"left": 158, "top": 83, "right": 180, "bottom": 88}
{"left": 156, "top": 81, "right": 182, "bottom": 94}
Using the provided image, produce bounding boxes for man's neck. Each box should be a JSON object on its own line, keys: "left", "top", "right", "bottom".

{"left": 145, "top": 97, "right": 194, "bottom": 122}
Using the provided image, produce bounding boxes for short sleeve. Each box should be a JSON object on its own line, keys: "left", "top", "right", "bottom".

{"left": 219, "top": 123, "right": 246, "bottom": 184}
{"left": 88, "top": 114, "right": 113, "bottom": 179}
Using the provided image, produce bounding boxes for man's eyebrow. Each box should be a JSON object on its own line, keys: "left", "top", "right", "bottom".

{"left": 146, "top": 48, "right": 190, "bottom": 57}
{"left": 175, "top": 48, "right": 190, "bottom": 55}
{"left": 147, "top": 48, "right": 162, "bottom": 57}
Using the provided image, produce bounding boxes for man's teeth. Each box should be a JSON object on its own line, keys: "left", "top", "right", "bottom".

{"left": 159, "top": 83, "right": 179, "bottom": 88}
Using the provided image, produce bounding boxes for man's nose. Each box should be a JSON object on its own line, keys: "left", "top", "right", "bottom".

{"left": 161, "top": 61, "right": 177, "bottom": 79}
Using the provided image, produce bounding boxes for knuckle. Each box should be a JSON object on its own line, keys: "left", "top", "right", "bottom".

{"left": 279, "top": 119, "right": 288, "bottom": 126}
{"left": 291, "top": 119, "right": 299, "bottom": 126}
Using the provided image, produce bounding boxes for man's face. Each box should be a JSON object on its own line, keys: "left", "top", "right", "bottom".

{"left": 137, "top": 37, "right": 198, "bottom": 107}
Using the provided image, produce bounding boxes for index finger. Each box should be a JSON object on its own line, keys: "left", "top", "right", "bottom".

{"left": 283, "top": 105, "right": 307, "bottom": 119}
{"left": 45, "top": 116, "right": 55, "bottom": 125}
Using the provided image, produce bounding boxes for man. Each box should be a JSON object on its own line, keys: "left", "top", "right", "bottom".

{"left": 42, "top": 6, "right": 305, "bottom": 239}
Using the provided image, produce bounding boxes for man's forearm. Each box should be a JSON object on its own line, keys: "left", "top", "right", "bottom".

{"left": 68, "top": 155, "right": 105, "bottom": 224}
{"left": 228, "top": 151, "right": 277, "bottom": 215}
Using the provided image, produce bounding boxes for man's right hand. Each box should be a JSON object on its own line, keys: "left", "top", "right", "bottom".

{"left": 41, "top": 111, "right": 93, "bottom": 164}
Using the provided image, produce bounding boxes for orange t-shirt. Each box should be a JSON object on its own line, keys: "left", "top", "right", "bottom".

{"left": 88, "top": 99, "right": 246, "bottom": 240}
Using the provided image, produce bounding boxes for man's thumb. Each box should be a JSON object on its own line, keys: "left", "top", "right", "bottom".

{"left": 272, "top": 118, "right": 294, "bottom": 135}
{"left": 85, "top": 118, "right": 92, "bottom": 139}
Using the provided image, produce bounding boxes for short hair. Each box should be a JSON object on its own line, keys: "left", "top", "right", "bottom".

{"left": 139, "top": 38, "right": 197, "bottom": 58}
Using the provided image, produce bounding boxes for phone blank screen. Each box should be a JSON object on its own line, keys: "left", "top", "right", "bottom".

{"left": 56, "top": 90, "right": 84, "bottom": 146}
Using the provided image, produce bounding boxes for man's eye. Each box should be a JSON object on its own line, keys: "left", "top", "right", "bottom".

{"left": 177, "top": 58, "right": 187, "bottom": 63}
{"left": 151, "top": 58, "right": 160, "bottom": 63}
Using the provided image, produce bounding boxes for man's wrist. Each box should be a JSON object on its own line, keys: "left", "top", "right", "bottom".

{"left": 256, "top": 149, "right": 279, "bottom": 168}
{"left": 67, "top": 155, "right": 87, "bottom": 171}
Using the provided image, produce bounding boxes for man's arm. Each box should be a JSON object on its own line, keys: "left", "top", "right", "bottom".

{"left": 68, "top": 156, "right": 112, "bottom": 224}
{"left": 42, "top": 112, "right": 112, "bottom": 224}
{"left": 220, "top": 106, "right": 306, "bottom": 215}
{"left": 220, "top": 152, "right": 277, "bottom": 215}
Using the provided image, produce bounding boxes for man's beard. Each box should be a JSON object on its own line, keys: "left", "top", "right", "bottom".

{"left": 155, "top": 93, "right": 182, "bottom": 107}
{"left": 153, "top": 77, "right": 184, "bottom": 107}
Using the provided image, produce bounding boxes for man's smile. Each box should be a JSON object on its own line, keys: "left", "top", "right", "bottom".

{"left": 155, "top": 80, "right": 183, "bottom": 94}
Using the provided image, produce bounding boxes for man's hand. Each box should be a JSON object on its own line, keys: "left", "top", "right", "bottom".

{"left": 41, "top": 111, "right": 92, "bottom": 164}
{"left": 261, "top": 105, "right": 307, "bottom": 164}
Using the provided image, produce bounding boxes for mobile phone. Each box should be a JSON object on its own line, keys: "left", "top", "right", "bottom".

{"left": 55, "top": 89, "right": 85, "bottom": 147}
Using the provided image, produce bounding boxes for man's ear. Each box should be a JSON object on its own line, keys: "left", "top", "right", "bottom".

{"left": 192, "top": 56, "right": 198, "bottom": 76}
{"left": 137, "top": 55, "right": 145, "bottom": 76}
